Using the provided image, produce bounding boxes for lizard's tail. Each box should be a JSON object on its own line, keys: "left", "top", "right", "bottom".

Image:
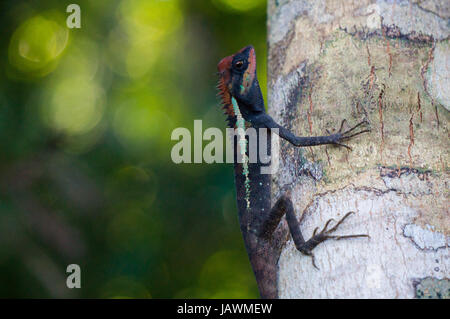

{"left": 249, "top": 249, "right": 280, "bottom": 299}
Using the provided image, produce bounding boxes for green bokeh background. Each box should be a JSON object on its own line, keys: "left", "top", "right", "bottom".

{"left": 0, "top": 0, "right": 268, "bottom": 298}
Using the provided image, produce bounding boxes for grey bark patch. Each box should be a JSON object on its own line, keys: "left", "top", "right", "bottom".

{"left": 268, "top": 26, "right": 295, "bottom": 80}
{"left": 403, "top": 223, "right": 449, "bottom": 251}
{"left": 268, "top": 64, "right": 307, "bottom": 126}
{"left": 379, "top": 166, "right": 432, "bottom": 179}
{"left": 268, "top": 0, "right": 311, "bottom": 45}
{"left": 427, "top": 41, "right": 450, "bottom": 111}
{"left": 269, "top": 65, "right": 320, "bottom": 190}
{"left": 377, "top": 0, "right": 450, "bottom": 40}
{"left": 379, "top": 166, "right": 434, "bottom": 196}
{"left": 416, "top": 0, "right": 450, "bottom": 19}
{"left": 299, "top": 160, "right": 323, "bottom": 181}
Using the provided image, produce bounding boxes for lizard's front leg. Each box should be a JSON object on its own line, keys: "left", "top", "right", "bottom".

{"left": 247, "top": 113, "right": 370, "bottom": 149}
{"left": 258, "top": 195, "right": 369, "bottom": 269}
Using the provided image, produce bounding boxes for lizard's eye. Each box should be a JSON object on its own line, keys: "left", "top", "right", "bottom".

{"left": 235, "top": 61, "right": 244, "bottom": 69}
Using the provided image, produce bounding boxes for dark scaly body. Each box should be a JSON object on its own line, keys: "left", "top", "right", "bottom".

{"left": 217, "top": 46, "right": 370, "bottom": 298}
{"left": 218, "top": 47, "right": 283, "bottom": 297}
{"left": 233, "top": 132, "right": 285, "bottom": 298}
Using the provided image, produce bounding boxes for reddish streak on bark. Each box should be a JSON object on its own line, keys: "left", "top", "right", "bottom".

{"left": 367, "top": 44, "right": 375, "bottom": 90}
{"left": 308, "top": 91, "right": 313, "bottom": 134}
{"left": 417, "top": 92, "right": 422, "bottom": 122}
{"left": 378, "top": 87, "right": 385, "bottom": 162}
{"left": 325, "top": 147, "right": 331, "bottom": 166}
{"left": 434, "top": 104, "right": 440, "bottom": 129}
{"left": 369, "top": 66, "right": 375, "bottom": 90}
{"left": 387, "top": 41, "right": 392, "bottom": 77}
{"left": 408, "top": 107, "right": 415, "bottom": 167}
{"left": 382, "top": 27, "right": 393, "bottom": 77}
{"left": 307, "top": 90, "right": 315, "bottom": 160}
{"left": 420, "top": 41, "right": 439, "bottom": 129}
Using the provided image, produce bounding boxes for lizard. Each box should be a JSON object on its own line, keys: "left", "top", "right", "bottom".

{"left": 216, "top": 45, "right": 370, "bottom": 299}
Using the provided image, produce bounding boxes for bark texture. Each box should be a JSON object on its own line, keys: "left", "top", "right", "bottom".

{"left": 267, "top": 0, "right": 449, "bottom": 298}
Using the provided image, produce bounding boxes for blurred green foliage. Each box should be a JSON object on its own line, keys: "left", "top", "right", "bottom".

{"left": 0, "top": 0, "right": 267, "bottom": 298}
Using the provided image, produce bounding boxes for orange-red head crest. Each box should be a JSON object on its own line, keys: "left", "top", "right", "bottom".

{"left": 217, "top": 53, "right": 235, "bottom": 127}
{"left": 217, "top": 45, "right": 258, "bottom": 127}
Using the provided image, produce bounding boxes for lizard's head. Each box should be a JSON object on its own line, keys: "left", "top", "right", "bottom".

{"left": 217, "top": 45, "right": 258, "bottom": 127}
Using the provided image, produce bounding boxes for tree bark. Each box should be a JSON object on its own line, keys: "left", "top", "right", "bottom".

{"left": 267, "top": 0, "right": 449, "bottom": 298}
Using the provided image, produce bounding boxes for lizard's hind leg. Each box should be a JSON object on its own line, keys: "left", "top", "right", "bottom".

{"left": 298, "top": 212, "right": 369, "bottom": 269}
{"left": 258, "top": 196, "right": 369, "bottom": 269}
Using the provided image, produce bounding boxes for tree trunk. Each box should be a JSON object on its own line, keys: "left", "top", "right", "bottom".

{"left": 267, "top": 0, "right": 449, "bottom": 298}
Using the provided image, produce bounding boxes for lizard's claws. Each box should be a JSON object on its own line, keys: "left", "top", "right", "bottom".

{"left": 302, "top": 211, "right": 370, "bottom": 269}
{"left": 319, "top": 211, "right": 370, "bottom": 240}
{"left": 331, "top": 119, "right": 371, "bottom": 150}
